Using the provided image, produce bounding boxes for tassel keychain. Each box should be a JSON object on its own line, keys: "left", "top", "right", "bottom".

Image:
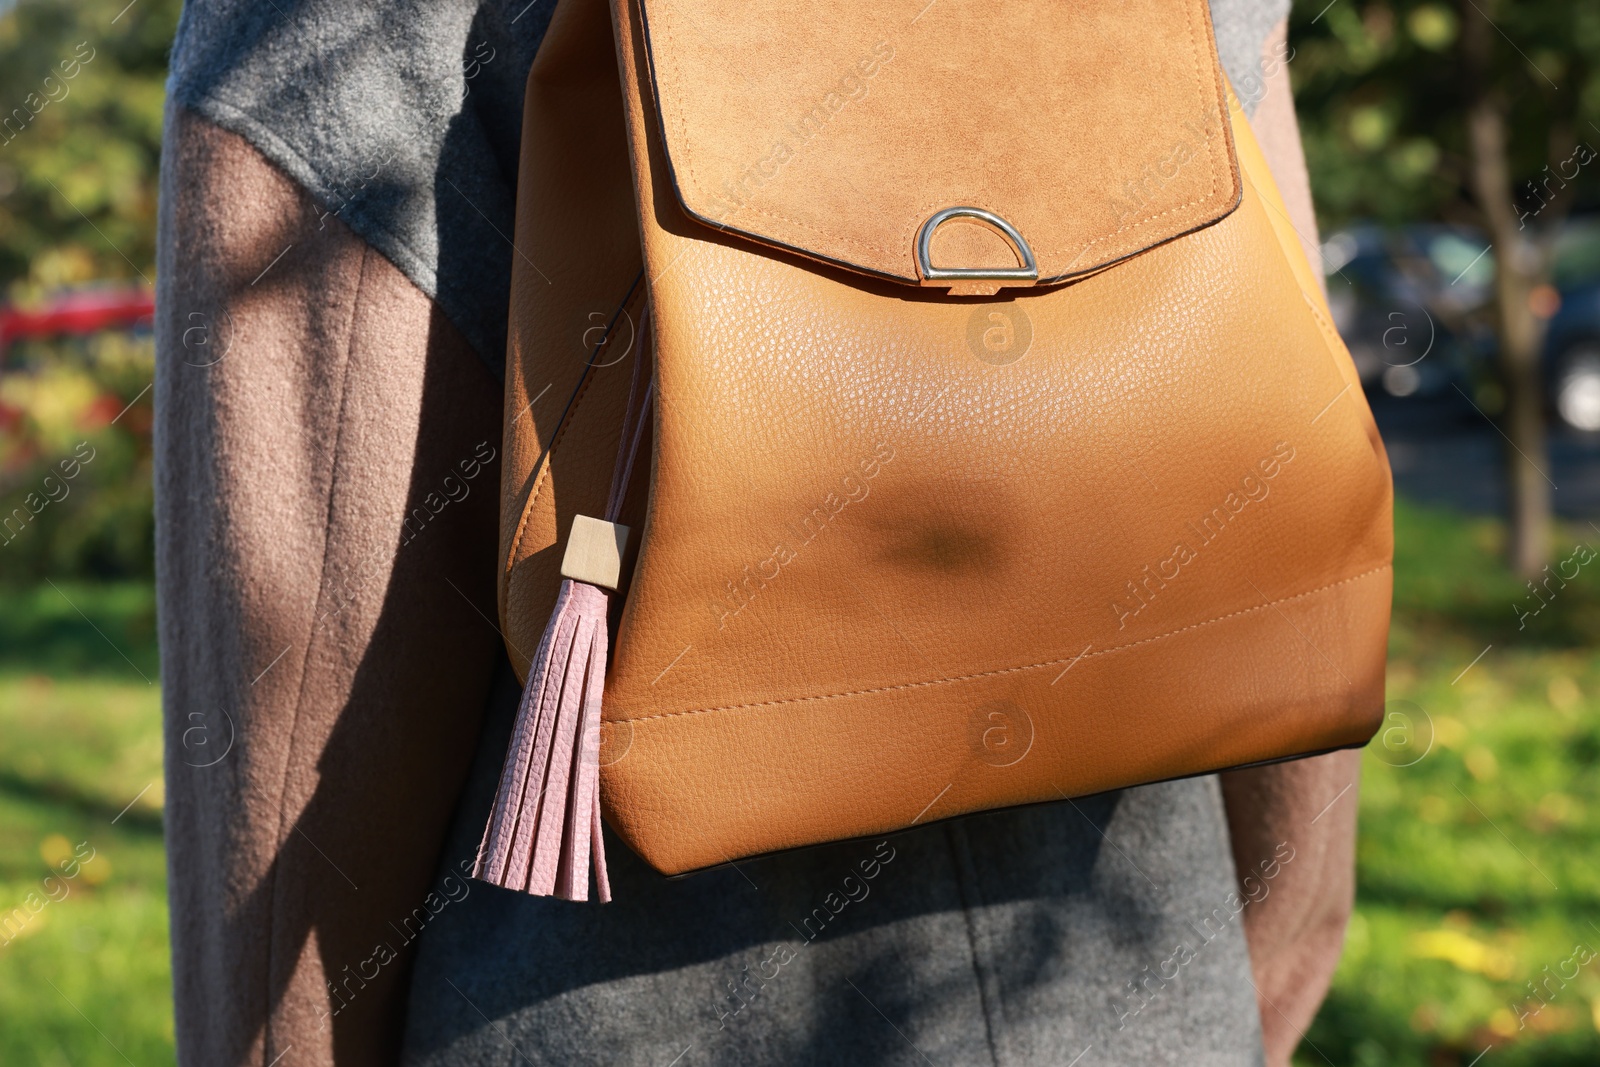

{"left": 474, "top": 311, "right": 655, "bottom": 902}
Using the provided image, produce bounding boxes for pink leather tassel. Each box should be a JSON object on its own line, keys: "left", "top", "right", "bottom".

{"left": 476, "top": 305, "right": 651, "bottom": 902}
{"left": 475, "top": 578, "right": 613, "bottom": 901}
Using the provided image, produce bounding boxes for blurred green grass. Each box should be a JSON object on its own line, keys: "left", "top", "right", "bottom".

{"left": 1305, "top": 503, "right": 1600, "bottom": 1066}
{"left": 1, "top": 504, "right": 1598, "bottom": 1065}
{"left": 0, "top": 582, "right": 169, "bottom": 1065}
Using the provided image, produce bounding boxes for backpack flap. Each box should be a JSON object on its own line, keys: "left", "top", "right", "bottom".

{"left": 639, "top": 0, "right": 1241, "bottom": 291}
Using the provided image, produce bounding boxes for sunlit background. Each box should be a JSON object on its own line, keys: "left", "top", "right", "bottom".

{"left": 2, "top": 0, "right": 1599, "bottom": 1064}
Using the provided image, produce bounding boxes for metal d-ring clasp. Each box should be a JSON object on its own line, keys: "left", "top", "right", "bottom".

{"left": 915, "top": 206, "right": 1039, "bottom": 286}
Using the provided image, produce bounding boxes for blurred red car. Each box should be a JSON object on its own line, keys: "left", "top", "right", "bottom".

{"left": 0, "top": 285, "right": 154, "bottom": 354}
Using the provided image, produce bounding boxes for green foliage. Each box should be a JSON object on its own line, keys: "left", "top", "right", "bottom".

{"left": 0, "top": 0, "right": 180, "bottom": 295}
{"left": 0, "top": 333, "right": 155, "bottom": 582}
{"left": 0, "top": 580, "right": 157, "bottom": 678}
{"left": 1303, "top": 499, "right": 1600, "bottom": 1064}
{"left": 1291, "top": 0, "right": 1600, "bottom": 229}
{"left": 0, "top": 0, "right": 169, "bottom": 583}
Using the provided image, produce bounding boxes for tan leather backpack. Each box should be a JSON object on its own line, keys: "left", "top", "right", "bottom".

{"left": 474, "top": 0, "right": 1393, "bottom": 901}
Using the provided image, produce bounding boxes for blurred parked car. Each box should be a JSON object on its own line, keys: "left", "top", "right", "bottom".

{"left": 1543, "top": 218, "right": 1600, "bottom": 432}
{"left": 1322, "top": 218, "right": 1600, "bottom": 433}
{"left": 1322, "top": 223, "right": 1495, "bottom": 402}
{"left": 0, "top": 284, "right": 154, "bottom": 358}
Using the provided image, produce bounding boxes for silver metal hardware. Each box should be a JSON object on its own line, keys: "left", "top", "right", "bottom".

{"left": 915, "top": 206, "right": 1039, "bottom": 285}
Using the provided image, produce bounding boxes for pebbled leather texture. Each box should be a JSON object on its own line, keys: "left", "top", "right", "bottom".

{"left": 499, "top": 0, "right": 1393, "bottom": 877}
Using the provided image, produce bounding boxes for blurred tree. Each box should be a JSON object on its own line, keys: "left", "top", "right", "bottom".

{"left": 0, "top": 0, "right": 178, "bottom": 581}
{"left": 0, "top": 0, "right": 178, "bottom": 297}
{"left": 1291, "top": 0, "right": 1600, "bottom": 577}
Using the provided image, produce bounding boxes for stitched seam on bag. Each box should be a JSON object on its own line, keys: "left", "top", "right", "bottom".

{"left": 505, "top": 349, "right": 604, "bottom": 575}
{"left": 1301, "top": 290, "right": 1352, "bottom": 363}
{"left": 1237, "top": 137, "right": 1343, "bottom": 348}
{"left": 655, "top": 4, "right": 1230, "bottom": 272}
{"left": 612, "top": 562, "right": 1391, "bottom": 724}
{"left": 1243, "top": 151, "right": 1373, "bottom": 405}
{"left": 1237, "top": 154, "right": 1365, "bottom": 403}
{"left": 508, "top": 276, "right": 650, "bottom": 575}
